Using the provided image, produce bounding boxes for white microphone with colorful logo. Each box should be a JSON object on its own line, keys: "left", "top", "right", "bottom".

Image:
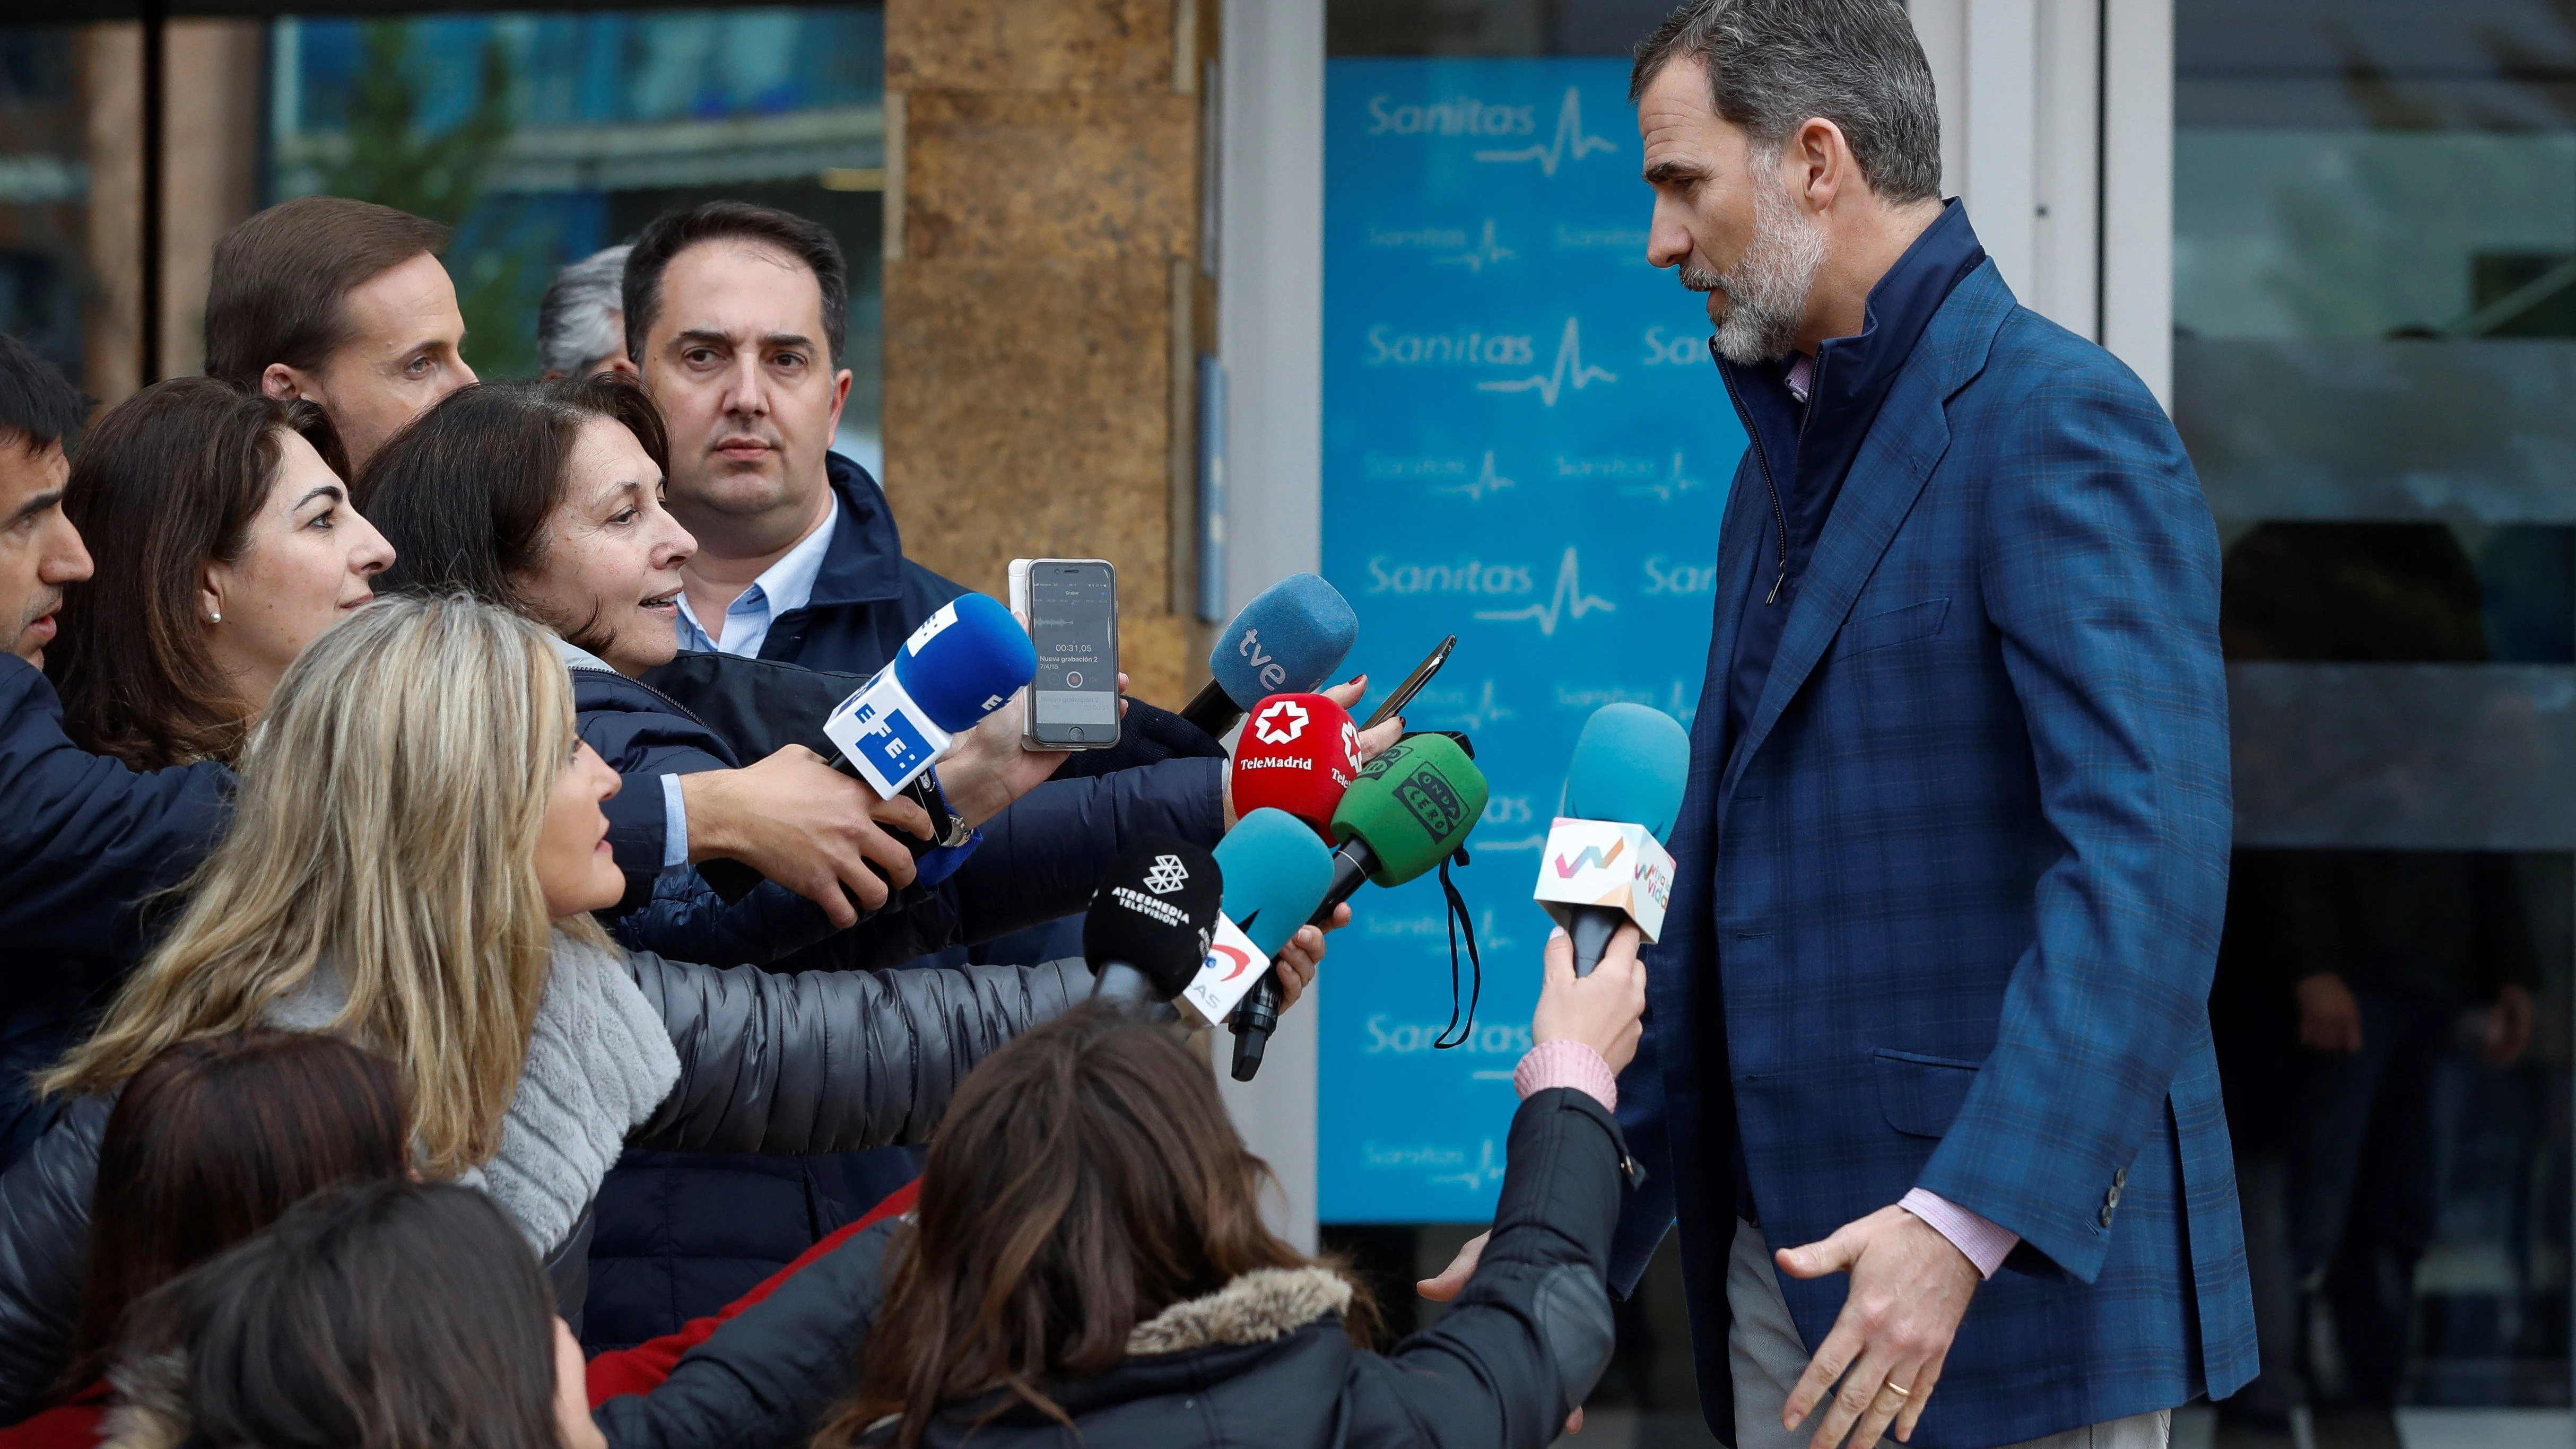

{"left": 1530, "top": 704, "right": 1692, "bottom": 976}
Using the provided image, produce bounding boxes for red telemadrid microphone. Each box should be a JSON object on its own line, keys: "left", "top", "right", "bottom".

{"left": 1228, "top": 693, "right": 1361, "bottom": 841}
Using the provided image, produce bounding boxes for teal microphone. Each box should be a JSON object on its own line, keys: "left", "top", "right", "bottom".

{"left": 1554, "top": 704, "right": 1690, "bottom": 976}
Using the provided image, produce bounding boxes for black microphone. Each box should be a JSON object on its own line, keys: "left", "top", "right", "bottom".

{"left": 1085, "top": 838, "right": 1224, "bottom": 1012}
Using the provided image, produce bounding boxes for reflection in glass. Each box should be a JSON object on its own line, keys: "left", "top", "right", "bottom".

{"left": 2181, "top": 2, "right": 2576, "bottom": 1434}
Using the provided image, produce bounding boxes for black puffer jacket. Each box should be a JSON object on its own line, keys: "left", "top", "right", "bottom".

{"left": 860, "top": 1089, "right": 1628, "bottom": 1449}
{"left": 0, "top": 946, "right": 1093, "bottom": 1420}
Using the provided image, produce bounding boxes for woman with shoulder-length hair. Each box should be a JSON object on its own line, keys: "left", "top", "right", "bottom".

{"left": 46, "top": 376, "right": 390, "bottom": 770}
{"left": 100, "top": 1180, "right": 591, "bottom": 1449}
{"left": 0, "top": 593, "right": 1101, "bottom": 1415}
{"left": 820, "top": 927, "right": 1647, "bottom": 1449}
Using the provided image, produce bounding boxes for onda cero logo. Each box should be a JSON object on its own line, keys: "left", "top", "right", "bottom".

{"left": 1396, "top": 764, "right": 1469, "bottom": 841}
{"left": 1252, "top": 699, "right": 1309, "bottom": 746}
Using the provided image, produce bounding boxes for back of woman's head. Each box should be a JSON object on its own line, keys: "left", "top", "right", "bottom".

{"left": 46, "top": 592, "right": 576, "bottom": 1174}
{"left": 841, "top": 1006, "right": 1362, "bottom": 1446}
{"left": 105, "top": 1180, "right": 561, "bottom": 1449}
{"left": 47, "top": 376, "right": 345, "bottom": 768}
{"left": 358, "top": 377, "right": 666, "bottom": 634}
{"left": 60, "top": 1031, "right": 408, "bottom": 1395}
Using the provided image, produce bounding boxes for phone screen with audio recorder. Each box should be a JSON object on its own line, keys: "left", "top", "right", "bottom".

{"left": 1026, "top": 560, "right": 1120, "bottom": 748}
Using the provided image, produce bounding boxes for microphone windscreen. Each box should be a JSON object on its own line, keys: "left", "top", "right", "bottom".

{"left": 1228, "top": 693, "right": 1360, "bottom": 839}
{"left": 1215, "top": 809, "right": 1338, "bottom": 957}
{"left": 1562, "top": 703, "right": 1692, "bottom": 843}
{"left": 1330, "top": 733, "right": 1489, "bottom": 887}
{"left": 1205, "top": 574, "right": 1359, "bottom": 711}
{"left": 892, "top": 593, "right": 1038, "bottom": 732}
{"left": 1083, "top": 837, "right": 1223, "bottom": 1001}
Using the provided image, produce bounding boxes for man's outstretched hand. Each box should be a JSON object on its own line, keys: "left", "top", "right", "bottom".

{"left": 1777, "top": 1205, "right": 1981, "bottom": 1448}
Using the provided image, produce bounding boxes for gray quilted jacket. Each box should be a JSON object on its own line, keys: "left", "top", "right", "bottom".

{"left": 0, "top": 941, "right": 1089, "bottom": 1420}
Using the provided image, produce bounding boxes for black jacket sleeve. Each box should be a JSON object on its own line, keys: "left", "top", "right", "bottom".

{"left": 946, "top": 758, "right": 1224, "bottom": 943}
{"left": 1344, "top": 1089, "right": 1626, "bottom": 1449}
{"left": 0, "top": 1093, "right": 109, "bottom": 1421}
{"left": 593, "top": 1216, "right": 899, "bottom": 1449}
{"left": 0, "top": 659, "right": 230, "bottom": 961}
{"left": 621, "top": 949, "right": 1092, "bottom": 1153}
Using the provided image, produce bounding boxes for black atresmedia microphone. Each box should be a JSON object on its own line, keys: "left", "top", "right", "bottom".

{"left": 1085, "top": 838, "right": 1224, "bottom": 1011}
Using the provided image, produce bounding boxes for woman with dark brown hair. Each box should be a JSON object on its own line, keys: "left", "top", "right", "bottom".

{"left": 821, "top": 922, "right": 1648, "bottom": 1449}
{"left": 46, "top": 376, "right": 391, "bottom": 769}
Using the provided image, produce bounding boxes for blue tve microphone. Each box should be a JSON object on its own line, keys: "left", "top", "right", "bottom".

{"left": 1177, "top": 809, "right": 1336, "bottom": 1028}
{"left": 824, "top": 593, "right": 1037, "bottom": 796}
{"left": 1181, "top": 574, "right": 1360, "bottom": 737}
{"left": 1544, "top": 704, "right": 1691, "bottom": 976}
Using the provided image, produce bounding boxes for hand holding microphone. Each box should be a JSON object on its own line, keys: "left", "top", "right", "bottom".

{"left": 1533, "top": 704, "right": 1691, "bottom": 976}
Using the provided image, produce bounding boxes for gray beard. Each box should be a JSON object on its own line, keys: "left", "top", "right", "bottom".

{"left": 1689, "top": 172, "right": 1826, "bottom": 366}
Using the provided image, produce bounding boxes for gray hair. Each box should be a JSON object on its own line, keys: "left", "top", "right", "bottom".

{"left": 535, "top": 244, "right": 631, "bottom": 379}
{"left": 1631, "top": 0, "right": 1942, "bottom": 205}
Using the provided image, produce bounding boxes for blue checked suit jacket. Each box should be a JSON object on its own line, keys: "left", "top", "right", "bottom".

{"left": 1611, "top": 260, "right": 2258, "bottom": 1448}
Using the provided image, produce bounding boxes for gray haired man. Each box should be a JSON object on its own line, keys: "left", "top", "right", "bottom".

{"left": 537, "top": 243, "right": 637, "bottom": 382}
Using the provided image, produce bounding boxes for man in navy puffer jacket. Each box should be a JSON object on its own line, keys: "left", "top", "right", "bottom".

{"left": 0, "top": 338, "right": 234, "bottom": 1168}
{"left": 580, "top": 203, "right": 1234, "bottom": 1347}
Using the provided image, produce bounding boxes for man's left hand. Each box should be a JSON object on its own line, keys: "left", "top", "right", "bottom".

{"left": 1268, "top": 903, "right": 1351, "bottom": 1012}
{"left": 1777, "top": 1205, "right": 1981, "bottom": 1448}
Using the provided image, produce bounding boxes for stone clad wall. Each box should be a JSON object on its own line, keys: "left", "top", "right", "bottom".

{"left": 884, "top": 0, "right": 1216, "bottom": 708}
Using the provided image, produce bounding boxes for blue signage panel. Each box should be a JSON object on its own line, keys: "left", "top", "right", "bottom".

{"left": 1318, "top": 58, "right": 1745, "bottom": 1223}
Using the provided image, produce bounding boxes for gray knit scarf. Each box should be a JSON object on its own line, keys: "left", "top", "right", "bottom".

{"left": 266, "top": 931, "right": 680, "bottom": 1256}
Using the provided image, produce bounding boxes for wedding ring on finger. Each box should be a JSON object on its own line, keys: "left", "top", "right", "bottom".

{"left": 1872, "top": 1379, "right": 1913, "bottom": 1413}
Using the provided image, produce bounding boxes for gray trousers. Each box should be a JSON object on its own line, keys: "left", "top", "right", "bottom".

{"left": 1727, "top": 1218, "right": 2171, "bottom": 1449}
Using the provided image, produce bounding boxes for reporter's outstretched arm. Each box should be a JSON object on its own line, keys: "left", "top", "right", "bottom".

{"left": 592, "top": 1215, "right": 901, "bottom": 1449}
{"left": 619, "top": 946, "right": 1095, "bottom": 1153}
{"left": 1353, "top": 927, "right": 1645, "bottom": 1448}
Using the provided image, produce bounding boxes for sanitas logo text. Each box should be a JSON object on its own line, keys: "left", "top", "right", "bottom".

{"left": 1364, "top": 94, "right": 1536, "bottom": 137}
{"left": 1366, "top": 555, "right": 1533, "bottom": 596}
{"left": 1365, "top": 325, "right": 1534, "bottom": 368}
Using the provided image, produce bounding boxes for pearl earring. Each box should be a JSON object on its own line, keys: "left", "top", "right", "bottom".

{"left": 208, "top": 610, "right": 221, "bottom": 624}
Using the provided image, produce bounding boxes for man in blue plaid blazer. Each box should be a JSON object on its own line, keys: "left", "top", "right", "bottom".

{"left": 1604, "top": 5, "right": 2258, "bottom": 1447}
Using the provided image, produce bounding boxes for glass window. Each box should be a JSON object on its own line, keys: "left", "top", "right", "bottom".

{"left": 2178, "top": 0, "right": 2576, "bottom": 1436}
{"left": 265, "top": 6, "right": 886, "bottom": 471}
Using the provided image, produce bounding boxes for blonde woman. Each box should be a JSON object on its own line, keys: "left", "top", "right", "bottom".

{"left": 0, "top": 594, "right": 1095, "bottom": 1416}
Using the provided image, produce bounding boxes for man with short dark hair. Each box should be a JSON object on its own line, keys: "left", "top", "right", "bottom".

{"left": 0, "top": 335, "right": 229, "bottom": 1166}
{"left": 1426, "top": 4, "right": 2252, "bottom": 1447}
{"left": 204, "top": 196, "right": 474, "bottom": 472}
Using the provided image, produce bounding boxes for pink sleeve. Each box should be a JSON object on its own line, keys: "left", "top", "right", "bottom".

{"left": 1899, "top": 1188, "right": 2018, "bottom": 1279}
{"left": 1513, "top": 1039, "right": 1617, "bottom": 1112}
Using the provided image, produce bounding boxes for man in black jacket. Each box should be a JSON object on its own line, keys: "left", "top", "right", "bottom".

{"left": 0, "top": 336, "right": 230, "bottom": 1166}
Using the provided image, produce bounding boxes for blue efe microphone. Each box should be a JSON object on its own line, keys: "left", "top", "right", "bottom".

{"left": 1177, "top": 809, "right": 1336, "bottom": 1028}
{"left": 1554, "top": 703, "right": 1692, "bottom": 976}
{"left": 824, "top": 593, "right": 1037, "bottom": 796}
{"left": 1181, "top": 574, "right": 1360, "bottom": 737}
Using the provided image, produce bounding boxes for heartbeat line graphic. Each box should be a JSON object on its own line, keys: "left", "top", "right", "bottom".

{"left": 1552, "top": 840, "right": 1626, "bottom": 877}
{"left": 1476, "top": 317, "right": 1616, "bottom": 406}
{"left": 1475, "top": 547, "right": 1616, "bottom": 636}
{"left": 1618, "top": 450, "right": 1711, "bottom": 503}
{"left": 1450, "top": 678, "right": 1515, "bottom": 731}
{"left": 1431, "top": 1138, "right": 1509, "bottom": 1191}
{"left": 1433, "top": 219, "right": 1516, "bottom": 273}
{"left": 1435, "top": 451, "right": 1517, "bottom": 501}
{"left": 1667, "top": 680, "right": 1700, "bottom": 728}
{"left": 1475, "top": 88, "right": 1618, "bottom": 176}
